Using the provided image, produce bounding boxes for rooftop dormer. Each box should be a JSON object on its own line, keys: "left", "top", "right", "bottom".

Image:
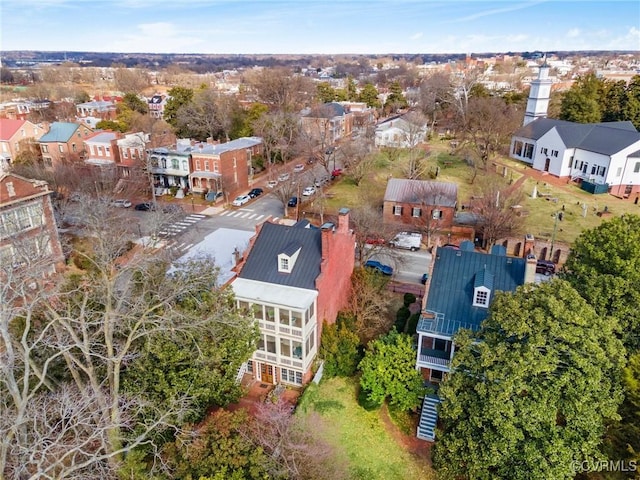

{"left": 472, "top": 268, "right": 494, "bottom": 308}
{"left": 278, "top": 241, "right": 302, "bottom": 274}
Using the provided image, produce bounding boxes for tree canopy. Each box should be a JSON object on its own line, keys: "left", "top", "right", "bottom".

{"left": 433, "top": 279, "right": 625, "bottom": 480}
{"left": 562, "top": 214, "right": 640, "bottom": 350}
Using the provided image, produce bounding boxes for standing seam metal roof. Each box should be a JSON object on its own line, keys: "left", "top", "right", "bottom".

{"left": 383, "top": 178, "right": 457, "bottom": 207}
{"left": 238, "top": 221, "right": 322, "bottom": 290}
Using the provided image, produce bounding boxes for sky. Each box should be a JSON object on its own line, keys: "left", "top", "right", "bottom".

{"left": 2, "top": 0, "right": 639, "bottom": 55}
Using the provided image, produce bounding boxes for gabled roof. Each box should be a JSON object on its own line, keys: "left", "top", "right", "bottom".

{"left": 187, "top": 136, "right": 263, "bottom": 155}
{"left": 39, "top": 122, "right": 80, "bottom": 143}
{"left": 513, "top": 118, "right": 640, "bottom": 155}
{"left": 384, "top": 178, "right": 457, "bottom": 207}
{"left": 84, "top": 131, "right": 118, "bottom": 144}
{"left": 304, "top": 102, "right": 346, "bottom": 118}
{"left": 238, "top": 221, "right": 322, "bottom": 290}
{"left": 419, "top": 248, "right": 526, "bottom": 336}
{"left": 0, "top": 119, "right": 26, "bottom": 141}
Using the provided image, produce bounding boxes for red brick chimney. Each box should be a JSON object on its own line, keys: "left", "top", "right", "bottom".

{"left": 321, "top": 221, "right": 335, "bottom": 261}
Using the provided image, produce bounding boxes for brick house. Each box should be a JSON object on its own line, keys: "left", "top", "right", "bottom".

{"left": 38, "top": 122, "right": 94, "bottom": 169}
{"left": 300, "top": 102, "right": 354, "bottom": 145}
{"left": 189, "top": 137, "right": 263, "bottom": 200}
{"left": 0, "top": 173, "right": 64, "bottom": 279}
{"left": 231, "top": 208, "right": 355, "bottom": 386}
{"left": 0, "top": 119, "right": 47, "bottom": 172}
{"left": 382, "top": 178, "right": 457, "bottom": 233}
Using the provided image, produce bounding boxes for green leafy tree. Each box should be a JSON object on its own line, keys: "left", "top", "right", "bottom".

{"left": 316, "top": 82, "right": 336, "bottom": 103}
{"left": 559, "top": 72, "right": 603, "bottom": 123}
{"left": 358, "top": 83, "right": 381, "bottom": 108}
{"left": 122, "top": 92, "right": 149, "bottom": 115}
{"left": 96, "top": 119, "right": 127, "bottom": 132}
{"left": 384, "top": 81, "right": 408, "bottom": 113}
{"left": 163, "top": 86, "right": 194, "bottom": 133}
{"left": 163, "top": 409, "right": 273, "bottom": 480}
{"left": 358, "top": 330, "right": 426, "bottom": 411}
{"left": 624, "top": 75, "right": 640, "bottom": 130}
{"left": 562, "top": 214, "right": 640, "bottom": 350}
{"left": 319, "top": 317, "right": 361, "bottom": 378}
{"left": 433, "top": 280, "right": 625, "bottom": 480}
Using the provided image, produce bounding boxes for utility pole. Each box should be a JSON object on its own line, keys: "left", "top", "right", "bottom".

{"left": 550, "top": 211, "right": 560, "bottom": 260}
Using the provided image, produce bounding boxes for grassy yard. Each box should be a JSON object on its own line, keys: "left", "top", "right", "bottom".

{"left": 297, "top": 377, "right": 436, "bottom": 480}
{"left": 319, "top": 140, "right": 640, "bottom": 246}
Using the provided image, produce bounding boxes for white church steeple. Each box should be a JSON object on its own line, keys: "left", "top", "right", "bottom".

{"left": 523, "top": 56, "right": 552, "bottom": 126}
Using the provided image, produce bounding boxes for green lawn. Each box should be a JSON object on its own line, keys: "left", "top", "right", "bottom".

{"left": 297, "top": 377, "right": 436, "bottom": 480}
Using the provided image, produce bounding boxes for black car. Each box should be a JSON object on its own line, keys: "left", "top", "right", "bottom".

{"left": 134, "top": 202, "right": 156, "bottom": 211}
{"left": 287, "top": 196, "right": 298, "bottom": 207}
{"left": 536, "top": 260, "right": 556, "bottom": 276}
{"left": 248, "top": 188, "right": 264, "bottom": 198}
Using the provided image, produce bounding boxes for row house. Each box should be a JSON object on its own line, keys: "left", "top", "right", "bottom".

{"left": 0, "top": 119, "right": 46, "bottom": 172}
{"left": 75, "top": 100, "right": 117, "bottom": 120}
{"left": 382, "top": 178, "right": 457, "bottom": 232}
{"left": 147, "top": 94, "right": 168, "bottom": 119}
{"left": 114, "top": 132, "right": 147, "bottom": 180}
{"left": 414, "top": 244, "right": 533, "bottom": 441}
{"left": 0, "top": 173, "right": 64, "bottom": 280}
{"left": 38, "top": 122, "right": 94, "bottom": 169}
{"left": 189, "top": 137, "right": 263, "bottom": 201}
{"left": 148, "top": 139, "right": 192, "bottom": 195}
{"left": 300, "top": 102, "right": 354, "bottom": 146}
{"left": 231, "top": 208, "right": 355, "bottom": 387}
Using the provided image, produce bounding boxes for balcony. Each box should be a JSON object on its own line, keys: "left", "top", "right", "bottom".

{"left": 417, "top": 348, "right": 451, "bottom": 371}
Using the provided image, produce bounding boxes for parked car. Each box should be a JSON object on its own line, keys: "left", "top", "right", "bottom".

{"left": 302, "top": 186, "right": 316, "bottom": 196}
{"left": 287, "top": 196, "right": 298, "bottom": 207}
{"left": 266, "top": 180, "right": 278, "bottom": 189}
{"left": 389, "top": 232, "right": 422, "bottom": 251}
{"left": 365, "top": 236, "right": 386, "bottom": 245}
{"left": 314, "top": 176, "right": 330, "bottom": 187}
{"left": 364, "top": 260, "right": 393, "bottom": 276}
{"left": 232, "top": 194, "right": 251, "bottom": 207}
{"left": 134, "top": 202, "right": 156, "bottom": 211}
{"left": 421, "top": 273, "right": 429, "bottom": 285}
{"left": 248, "top": 188, "right": 264, "bottom": 198}
{"left": 331, "top": 168, "right": 343, "bottom": 178}
{"left": 293, "top": 163, "right": 305, "bottom": 173}
{"left": 278, "top": 173, "right": 290, "bottom": 182}
{"left": 536, "top": 259, "right": 556, "bottom": 276}
{"left": 111, "top": 199, "right": 132, "bottom": 208}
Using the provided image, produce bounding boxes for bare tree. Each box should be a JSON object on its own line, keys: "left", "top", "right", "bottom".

{"left": 457, "top": 96, "right": 521, "bottom": 183}
{"left": 350, "top": 204, "right": 396, "bottom": 263}
{"left": 249, "top": 400, "right": 349, "bottom": 480}
{"left": 113, "top": 66, "right": 149, "bottom": 95}
{"left": 471, "top": 175, "right": 525, "bottom": 250}
{"left": 244, "top": 67, "right": 313, "bottom": 112}
{"left": 268, "top": 177, "right": 300, "bottom": 218}
{"left": 252, "top": 111, "right": 299, "bottom": 167}
{"left": 0, "top": 202, "right": 254, "bottom": 478}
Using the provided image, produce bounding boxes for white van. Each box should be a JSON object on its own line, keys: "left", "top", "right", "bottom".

{"left": 389, "top": 232, "right": 422, "bottom": 251}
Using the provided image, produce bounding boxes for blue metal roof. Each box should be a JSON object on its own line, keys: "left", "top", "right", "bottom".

{"left": 418, "top": 248, "right": 526, "bottom": 336}
{"left": 39, "top": 122, "right": 80, "bottom": 142}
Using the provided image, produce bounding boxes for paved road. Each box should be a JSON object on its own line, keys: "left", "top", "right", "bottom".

{"left": 365, "top": 247, "right": 433, "bottom": 286}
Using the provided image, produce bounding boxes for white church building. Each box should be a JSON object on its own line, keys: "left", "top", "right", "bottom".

{"left": 510, "top": 62, "right": 640, "bottom": 199}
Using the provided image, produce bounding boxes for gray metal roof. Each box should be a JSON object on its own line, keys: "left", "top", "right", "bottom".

{"left": 186, "top": 137, "right": 263, "bottom": 155}
{"left": 514, "top": 118, "right": 640, "bottom": 155}
{"left": 419, "top": 248, "right": 526, "bottom": 336}
{"left": 238, "top": 221, "right": 322, "bottom": 290}
{"left": 384, "top": 178, "right": 457, "bottom": 207}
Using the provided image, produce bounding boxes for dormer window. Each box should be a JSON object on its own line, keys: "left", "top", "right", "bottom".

{"left": 278, "top": 241, "right": 302, "bottom": 273}
{"left": 473, "top": 269, "right": 494, "bottom": 308}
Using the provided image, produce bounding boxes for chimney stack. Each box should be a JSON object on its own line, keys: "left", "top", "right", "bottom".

{"left": 524, "top": 254, "right": 537, "bottom": 284}
{"left": 337, "top": 207, "right": 350, "bottom": 233}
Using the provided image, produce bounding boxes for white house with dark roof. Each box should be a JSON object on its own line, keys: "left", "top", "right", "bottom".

{"left": 231, "top": 209, "right": 355, "bottom": 387}
{"left": 510, "top": 118, "right": 640, "bottom": 197}
{"left": 375, "top": 114, "right": 428, "bottom": 148}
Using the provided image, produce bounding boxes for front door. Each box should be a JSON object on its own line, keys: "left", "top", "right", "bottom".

{"left": 544, "top": 157, "right": 551, "bottom": 172}
{"left": 260, "top": 363, "right": 274, "bottom": 384}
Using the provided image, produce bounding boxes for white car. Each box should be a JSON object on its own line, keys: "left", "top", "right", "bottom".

{"left": 302, "top": 186, "right": 316, "bottom": 196}
{"left": 111, "top": 199, "right": 132, "bottom": 208}
{"left": 278, "top": 173, "right": 290, "bottom": 182}
{"left": 266, "top": 180, "right": 278, "bottom": 188}
{"left": 232, "top": 194, "right": 251, "bottom": 207}
{"left": 293, "top": 163, "right": 305, "bottom": 173}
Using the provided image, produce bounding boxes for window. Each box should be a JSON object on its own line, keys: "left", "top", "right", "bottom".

{"left": 161, "top": 157, "right": 167, "bottom": 168}
{"left": 279, "top": 308, "right": 290, "bottom": 324}
{"left": 617, "top": 167, "right": 622, "bottom": 177}
{"left": 513, "top": 141, "right": 523, "bottom": 156}
{"left": 247, "top": 360, "right": 253, "bottom": 373}
{"left": 569, "top": 156, "right": 574, "bottom": 169}
{"left": 474, "top": 289, "right": 488, "bottom": 307}
{"left": 306, "top": 330, "right": 315, "bottom": 354}
{"left": 552, "top": 150, "right": 558, "bottom": 157}
{"left": 265, "top": 306, "right": 275, "bottom": 323}
{"left": 123, "top": 150, "right": 129, "bottom": 159}
{"left": 44, "top": 157, "right": 52, "bottom": 167}
{"left": 266, "top": 335, "right": 276, "bottom": 354}
{"left": 591, "top": 165, "right": 597, "bottom": 175}
{"left": 195, "top": 159, "right": 201, "bottom": 170}
{"left": 252, "top": 303, "right": 263, "bottom": 320}
{"left": 634, "top": 162, "right": 640, "bottom": 173}
{"left": 524, "top": 143, "right": 534, "bottom": 159}
{"left": 204, "top": 161, "right": 210, "bottom": 171}
{"left": 214, "top": 161, "right": 219, "bottom": 173}
{"left": 150, "top": 156, "right": 159, "bottom": 167}
{"left": 72, "top": 143, "right": 77, "bottom": 152}
{"left": 393, "top": 205, "right": 402, "bottom": 216}
{"left": 597, "top": 166, "right": 606, "bottom": 177}
{"left": 58, "top": 145, "right": 64, "bottom": 153}
{"left": 432, "top": 209, "right": 442, "bottom": 220}
{"left": 105, "top": 146, "right": 110, "bottom": 155}
{"left": 172, "top": 159, "right": 179, "bottom": 169}
{"left": 42, "top": 145, "right": 48, "bottom": 153}
{"left": 280, "top": 368, "right": 302, "bottom": 385}
{"left": 0, "top": 203, "right": 44, "bottom": 239}
{"left": 412, "top": 207, "right": 421, "bottom": 218}
{"left": 182, "top": 160, "right": 188, "bottom": 171}
{"left": 541, "top": 147, "right": 548, "bottom": 155}
{"left": 279, "top": 257, "right": 289, "bottom": 271}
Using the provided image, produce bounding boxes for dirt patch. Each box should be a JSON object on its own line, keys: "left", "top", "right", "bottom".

{"left": 379, "top": 404, "right": 433, "bottom": 465}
